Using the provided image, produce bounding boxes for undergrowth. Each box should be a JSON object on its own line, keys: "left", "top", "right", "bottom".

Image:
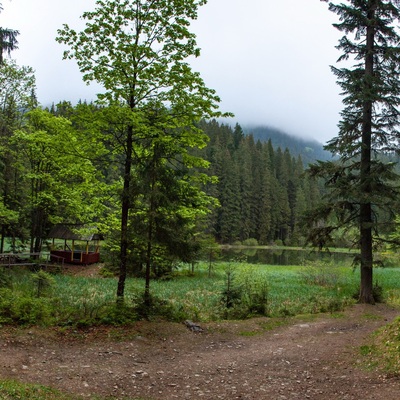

{"left": 0, "top": 379, "right": 147, "bottom": 400}
{"left": 360, "top": 316, "right": 400, "bottom": 376}
{"left": 0, "top": 261, "right": 399, "bottom": 327}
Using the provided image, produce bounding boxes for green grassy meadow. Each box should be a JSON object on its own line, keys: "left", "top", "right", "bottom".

{"left": 2, "top": 259, "right": 400, "bottom": 325}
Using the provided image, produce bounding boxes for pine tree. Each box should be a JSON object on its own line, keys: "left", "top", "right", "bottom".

{"left": 307, "top": 0, "right": 400, "bottom": 303}
{"left": 0, "top": 3, "right": 19, "bottom": 64}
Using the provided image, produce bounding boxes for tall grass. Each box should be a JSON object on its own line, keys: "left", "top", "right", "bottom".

{"left": 1, "top": 260, "right": 400, "bottom": 326}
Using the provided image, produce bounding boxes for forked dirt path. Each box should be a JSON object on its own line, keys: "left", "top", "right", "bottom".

{"left": 1, "top": 304, "right": 399, "bottom": 399}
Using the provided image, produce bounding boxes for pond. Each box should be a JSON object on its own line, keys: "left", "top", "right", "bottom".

{"left": 217, "top": 247, "right": 355, "bottom": 266}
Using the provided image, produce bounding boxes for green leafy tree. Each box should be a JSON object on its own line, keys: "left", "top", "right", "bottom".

{"left": 307, "top": 0, "right": 400, "bottom": 303}
{"left": 13, "top": 109, "right": 106, "bottom": 252}
{"left": 57, "top": 0, "right": 227, "bottom": 301}
{"left": 126, "top": 106, "right": 217, "bottom": 300}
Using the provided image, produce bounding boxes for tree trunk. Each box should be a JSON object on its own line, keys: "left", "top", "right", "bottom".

{"left": 359, "top": 1, "right": 376, "bottom": 304}
{"left": 117, "top": 124, "right": 133, "bottom": 301}
{"left": 144, "top": 162, "right": 157, "bottom": 306}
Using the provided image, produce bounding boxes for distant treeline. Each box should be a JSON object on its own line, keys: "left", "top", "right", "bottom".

{"left": 197, "top": 120, "right": 323, "bottom": 245}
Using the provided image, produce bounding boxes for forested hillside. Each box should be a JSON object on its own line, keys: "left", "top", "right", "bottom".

{"left": 197, "top": 120, "right": 323, "bottom": 245}
{"left": 243, "top": 125, "right": 332, "bottom": 166}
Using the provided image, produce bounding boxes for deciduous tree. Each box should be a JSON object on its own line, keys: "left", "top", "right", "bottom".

{"left": 57, "top": 0, "right": 227, "bottom": 301}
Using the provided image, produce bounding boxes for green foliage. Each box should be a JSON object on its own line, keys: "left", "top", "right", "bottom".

{"left": 4, "top": 260, "right": 400, "bottom": 326}
{"left": 219, "top": 263, "right": 269, "bottom": 318}
{"left": 298, "top": 261, "right": 343, "bottom": 288}
{"left": 0, "top": 267, "right": 12, "bottom": 288}
{"left": 305, "top": 1, "right": 400, "bottom": 304}
{"left": 198, "top": 120, "right": 320, "bottom": 246}
{"left": 12, "top": 108, "right": 107, "bottom": 252}
{"left": 242, "top": 238, "right": 259, "bottom": 246}
{"left": 220, "top": 264, "right": 243, "bottom": 311}
{"left": 0, "top": 379, "right": 81, "bottom": 400}
{"left": 0, "top": 288, "right": 55, "bottom": 325}
{"left": 360, "top": 316, "right": 400, "bottom": 375}
{"left": 57, "top": 0, "right": 229, "bottom": 303}
{"left": 133, "top": 292, "right": 179, "bottom": 321}
{"left": 98, "top": 266, "right": 116, "bottom": 278}
{"left": 31, "top": 270, "right": 55, "bottom": 298}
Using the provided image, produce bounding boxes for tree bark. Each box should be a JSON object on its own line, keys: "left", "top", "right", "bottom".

{"left": 117, "top": 123, "right": 133, "bottom": 301}
{"left": 359, "top": 0, "right": 376, "bottom": 304}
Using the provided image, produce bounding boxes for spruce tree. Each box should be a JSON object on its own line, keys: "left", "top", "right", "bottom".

{"left": 308, "top": 0, "right": 400, "bottom": 303}
{"left": 0, "top": 3, "right": 19, "bottom": 64}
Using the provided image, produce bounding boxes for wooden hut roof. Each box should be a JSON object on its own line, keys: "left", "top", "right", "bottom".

{"left": 48, "top": 225, "right": 103, "bottom": 241}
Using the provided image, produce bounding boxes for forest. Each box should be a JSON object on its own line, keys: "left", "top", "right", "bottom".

{"left": 2, "top": 0, "right": 400, "bottom": 306}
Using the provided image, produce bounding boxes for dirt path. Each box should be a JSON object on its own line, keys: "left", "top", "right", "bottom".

{"left": 1, "top": 304, "right": 399, "bottom": 399}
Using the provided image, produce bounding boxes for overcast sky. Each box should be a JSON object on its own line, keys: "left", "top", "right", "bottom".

{"left": 0, "top": 0, "right": 344, "bottom": 144}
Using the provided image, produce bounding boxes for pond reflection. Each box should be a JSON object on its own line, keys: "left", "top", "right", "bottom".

{"left": 219, "top": 247, "right": 355, "bottom": 266}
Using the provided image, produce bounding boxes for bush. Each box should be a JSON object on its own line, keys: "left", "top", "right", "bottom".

{"left": 242, "top": 238, "right": 258, "bottom": 247}
{"left": 220, "top": 264, "right": 269, "bottom": 319}
{"left": 221, "top": 270, "right": 242, "bottom": 310}
{"left": 0, "top": 289, "right": 55, "bottom": 325}
{"left": 0, "top": 268, "right": 12, "bottom": 289}
{"left": 31, "top": 270, "right": 55, "bottom": 298}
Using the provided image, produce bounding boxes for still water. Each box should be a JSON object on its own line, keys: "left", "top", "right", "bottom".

{"left": 219, "top": 247, "right": 355, "bottom": 266}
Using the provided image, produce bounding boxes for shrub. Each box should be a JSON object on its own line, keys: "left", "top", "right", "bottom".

{"left": 243, "top": 238, "right": 258, "bottom": 247}
{"left": 220, "top": 264, "right": 269, "bottom": 318}
{"left": 0, "top": 268, "right": 12, "bottom": 289}
{"left": 0, "top": 289, "right": 55, "bottom": 325}
{"left": 31, "top": 270, "right": 55, "bottom": 298}
{"left": 220, "top": 266, "right": 242, "bottom": 310}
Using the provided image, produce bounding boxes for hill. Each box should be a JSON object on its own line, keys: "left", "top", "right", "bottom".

{"left": 243, "top": 125, "right": 333, "bottom": 165}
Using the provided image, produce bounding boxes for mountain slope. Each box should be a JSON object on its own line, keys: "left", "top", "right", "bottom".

{"left": 244, "top": 125, "right": 333, "bottom": 165}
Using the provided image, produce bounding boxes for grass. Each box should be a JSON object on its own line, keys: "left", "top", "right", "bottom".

{"left": 0, "top": 380, "right": 82, "bottom": 400}
{"left": 0, "top": 380, "right": 151, "bottom": 400}
{"left": 1, "top": 259, "right": 400, "bottom": 326}
{"left": 360, "top": 315, "right": 400, "bottom": 376}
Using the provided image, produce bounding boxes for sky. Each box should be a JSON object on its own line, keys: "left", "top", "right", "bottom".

{"left": 0, "top": 0, "right": 344, "bottom": 144}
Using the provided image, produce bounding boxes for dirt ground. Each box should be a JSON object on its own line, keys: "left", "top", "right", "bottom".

{"left": 1, "top": 265, "right": 400, "bottom": 399}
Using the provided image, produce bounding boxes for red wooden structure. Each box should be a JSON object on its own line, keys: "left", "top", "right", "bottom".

{"left": 48, "top": 225, "right": 103, "bottom": 265}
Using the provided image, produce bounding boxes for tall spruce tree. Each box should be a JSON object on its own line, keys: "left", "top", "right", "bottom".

{"left": 0, "top": 3, "right": 19, "bottom": 64}
{"left": 307, "top": 0, "right": 400, "bottom": 303}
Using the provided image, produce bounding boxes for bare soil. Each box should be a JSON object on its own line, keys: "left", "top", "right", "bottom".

{"left": 1, "top": 265, "right": 400, "bottom": 399}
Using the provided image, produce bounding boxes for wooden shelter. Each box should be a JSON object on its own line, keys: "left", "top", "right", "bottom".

{"left": 48, "top": 224, "right": 103, "bottom": 265}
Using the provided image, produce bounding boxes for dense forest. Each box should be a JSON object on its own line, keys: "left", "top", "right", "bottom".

{"left": 197, "top": 120, "right": 323, "bottom": 245}
{"left": 0, "top": 93, "right": 324, "bottom": 253}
